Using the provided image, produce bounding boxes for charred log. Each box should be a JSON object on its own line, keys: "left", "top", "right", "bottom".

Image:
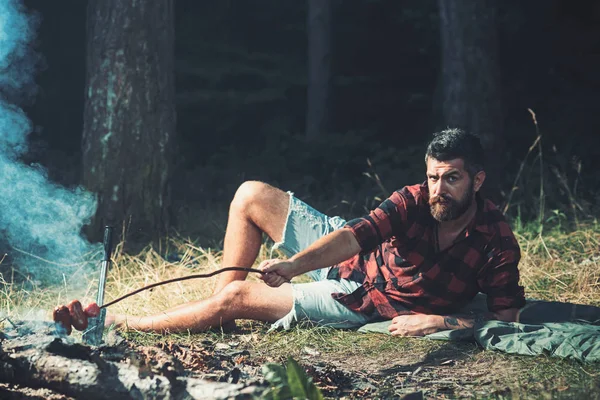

{"left": 0, "top": 321, "right": 264, "bottom": 399}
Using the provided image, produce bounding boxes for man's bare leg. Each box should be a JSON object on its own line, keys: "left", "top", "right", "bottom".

{"left": 108, "top": 281, "right": 293, "bottom": 333}
{"left": 213, "top": 181, "right": 290, "bottom": 294}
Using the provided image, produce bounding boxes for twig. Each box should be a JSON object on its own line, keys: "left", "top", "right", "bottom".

{"left": 527, "top": 109, "right": 545, "bottom": 234}
{"left": 364, "top": 158, "right": 389, "bottom": 195}
{"left": 539, "top": 235, "right": 553, "bottom": 260}
{"left": 539, "top": 270, "right": 566, "bottom": 288}
{"left": 503, "top": 134, "right": 541, "bottom": 215}
{"left": 11, "top": 246, "right": 94, "bottom": 268}
{"left": 1, "top": 316, "right": 17, "bottom": 328}
{"left": 101, "top": 266, "right": 265, "bottom": 308}
{"left": 550, "top": 165, "right": 584, "bottom": 224}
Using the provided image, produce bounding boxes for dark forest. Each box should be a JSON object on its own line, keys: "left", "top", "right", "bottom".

{"left": 14, "top": 0, "right": 600, "bottom": 245}
{"left": 1, "top": 2, "right": 600, "bottom": 398}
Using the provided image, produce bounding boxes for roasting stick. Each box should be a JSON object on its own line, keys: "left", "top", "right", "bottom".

{"left": 100, "top": 267, "right": 265, "bottom": 309}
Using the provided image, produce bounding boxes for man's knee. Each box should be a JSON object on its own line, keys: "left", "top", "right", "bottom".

{"left": 230, "top": 181, "right": 269, "bottom": 214}
{"left": 217, "top": 280, "right": 252, "bottom": 310}
{"left": 231, "top": 180, "right": 286, "bottom": 219}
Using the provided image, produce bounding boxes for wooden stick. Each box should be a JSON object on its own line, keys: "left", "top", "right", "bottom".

{"left": 100, "top": 267, "right": 264, "bottom": 309}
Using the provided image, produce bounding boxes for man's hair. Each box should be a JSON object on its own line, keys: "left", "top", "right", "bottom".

{"left": 425, "top": 128, "right": 485, "bottom": 177}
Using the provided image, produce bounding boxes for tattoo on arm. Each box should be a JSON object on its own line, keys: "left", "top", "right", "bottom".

{"left": 443, "top": 316, "right": 460, "bottom": 328}
{"left": 443, "top": 316, "right": 470, "bottom": 329}
{"left": 443, "top": 313, "right": 493, "bottom": 329}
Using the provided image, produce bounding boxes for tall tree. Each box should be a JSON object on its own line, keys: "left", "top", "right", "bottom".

{"left": 82, "top": 0, "right": 175, "bottom": 242}
{"left": 305, "top": 0, "right": 332, "bottom": 140}
{"left": 438, "top": 0, "right": 503, "bottom": 198}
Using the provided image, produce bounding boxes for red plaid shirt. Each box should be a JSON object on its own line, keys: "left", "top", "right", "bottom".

{"left": 328, "top": 183, "right": 525, "bottom": 319}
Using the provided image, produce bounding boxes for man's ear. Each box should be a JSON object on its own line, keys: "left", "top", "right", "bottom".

{"left": 473, "top": 170, "right": 486, "bottom": 192}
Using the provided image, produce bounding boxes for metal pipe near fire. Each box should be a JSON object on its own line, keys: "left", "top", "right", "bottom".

{"left": 77, "top": 225, "right": 265, "bottom": 345}
{"left": 82, "top": 226, "right": 114, "bottom": 346}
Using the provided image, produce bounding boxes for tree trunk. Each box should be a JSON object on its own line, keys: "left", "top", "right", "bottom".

{"left": 438, "top": 0, "right": 503, "bottom": 199}
{"left": 82, "top": 0, "right": 175, "bottom": 242}
{"left": 305, "top": 0, "right": 332, "bottom": 140}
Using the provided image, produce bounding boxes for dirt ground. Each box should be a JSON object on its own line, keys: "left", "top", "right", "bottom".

{"left": 124, "top": 326, "right": 600, "bottom": 399}
{"left": 2, "top": 321, "right": 599, "bottom": 399}
{"left": 202, "top": 336, "right": 600, "bottom": 399}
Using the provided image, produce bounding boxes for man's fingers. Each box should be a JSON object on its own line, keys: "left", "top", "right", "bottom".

{"left": 264, "top": 272, "right": 283, "bottom": 285}
{"left": 258, "top": 260, "right": 276, "bottom": 281}
{"left": 257, "top": 259, "right": 293, "bottom": 286}
{"left": 262, "top": 272, "right": 289, "bottom": 287}
{"left": 388, "top": 324, "right": 407, "bottom": 336}
{"left": 258, "top": 259, "right": 280, "bottom": 272}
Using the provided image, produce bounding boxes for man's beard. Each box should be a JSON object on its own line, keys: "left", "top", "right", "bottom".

{"left": 429, "top": 182, "right": 475, "bottom": 222}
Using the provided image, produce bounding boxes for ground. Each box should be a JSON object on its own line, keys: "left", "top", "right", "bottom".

{"left": 120, "top": 321, "right": 600, "bottom": 399}
{"left": 3, "top": 230, "right": 599, "bottom": 399}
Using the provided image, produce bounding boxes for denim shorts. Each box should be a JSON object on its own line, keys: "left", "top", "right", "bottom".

{"left": 269, "top": 192, "right": 372, "bottom": 330}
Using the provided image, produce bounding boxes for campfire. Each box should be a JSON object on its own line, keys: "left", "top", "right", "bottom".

{"left": 0, "top": 318, "right": 267, "bottom": 399}
{"left": 0, "top": 226, "right": 269, "bottom": 399}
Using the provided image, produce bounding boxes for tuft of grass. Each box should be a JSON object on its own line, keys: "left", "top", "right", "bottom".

{"left": 0, "top": 267, "right": 90, "bottom": 321}
{"left": 97, "top": 237, "right": 275, "bottom": 318}
{"left": 515, "top": 222, "right": 600, "bottom": 305}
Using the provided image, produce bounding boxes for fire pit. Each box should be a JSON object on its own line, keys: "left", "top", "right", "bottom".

{"left": 0, "top": 319, "right": 266, "bottom": 399}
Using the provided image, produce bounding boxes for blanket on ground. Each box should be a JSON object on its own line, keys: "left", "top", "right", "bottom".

{"left": 357, "top": 294, "right": 600, "bottom": 363}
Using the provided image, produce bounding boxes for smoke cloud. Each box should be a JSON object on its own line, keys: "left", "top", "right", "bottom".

{"left": 0, "top": 0, "right": 98, "bottom": 285}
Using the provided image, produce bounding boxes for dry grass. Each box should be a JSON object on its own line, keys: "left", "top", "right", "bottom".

{"left": 1, "top": 222, "right": 599, "bottom": 398}
{"left": 0, "top": 237, "right": 270, "bottom": 320}
{"left": 3, "top": 221, "right": 597, "bottom": 320}
{"left": 516, "top": 223, "right": 600, "bottom": 306}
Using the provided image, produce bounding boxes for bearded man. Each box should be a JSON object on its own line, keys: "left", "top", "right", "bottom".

{"left": 107, "top": 128, "right": 525, "bottom": 336}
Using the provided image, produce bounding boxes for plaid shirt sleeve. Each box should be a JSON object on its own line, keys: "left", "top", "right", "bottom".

{"left": 344, "top": 189, "right": 412, "bottom": 255}
{"left": 477, "top": 229, "right": 526, "bottom": 312}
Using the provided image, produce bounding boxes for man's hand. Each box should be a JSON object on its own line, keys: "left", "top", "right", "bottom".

{"left": 388, "top": 309, "right": 514, "bottom": 337}
{"left": 388, "top": 314, "right": 443, "bottom": 337}
{"left": 258, "top": 259, "right": 297, "bottom": 287}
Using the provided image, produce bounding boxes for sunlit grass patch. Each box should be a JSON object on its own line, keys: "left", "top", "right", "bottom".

{"left": 515, "top": 222, "right": 600, "bottom": 305}
{"left": 5, "top": 221, "right": 597, "bottom": 321}
{"left": 1, "top": 221, "right": 599, "bottom": 398}
{"left": 0, "top": 268, "right": 91, "bottom": 321}
{"left": 1, "top": 222, "right": 599, "bottom": 327}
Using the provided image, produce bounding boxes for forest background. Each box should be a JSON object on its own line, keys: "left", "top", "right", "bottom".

{"left": 0, "top": 1, "right": 599, "bottom": 397}
{"left": 6, "top": 0, "right": 600, "bottom": 260}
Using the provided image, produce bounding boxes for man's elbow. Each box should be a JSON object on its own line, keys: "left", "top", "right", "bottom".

{"left": 493, "top": 308, "right": 519, "bottom": 323}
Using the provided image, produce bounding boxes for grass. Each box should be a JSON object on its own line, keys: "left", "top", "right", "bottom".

{"left": 514, "top": 221, "right": 600, "bottom": 305}
{"left": 1, "top": 217, "right": 599, "bottom": 398}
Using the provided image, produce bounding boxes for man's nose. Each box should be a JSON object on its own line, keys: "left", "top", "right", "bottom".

{"left": 432, "top": 180, "right": 446, "bottom": 197}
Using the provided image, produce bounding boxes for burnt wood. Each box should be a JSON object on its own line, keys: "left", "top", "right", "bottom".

{"left": 0, "top": 321, "right": 263, "bottom": 399}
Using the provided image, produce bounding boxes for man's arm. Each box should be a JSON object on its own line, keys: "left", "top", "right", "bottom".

{"left": 262, "top": 188, "right": 412, "bottom": 286}
{"left": 388, "top": 308, "right": 519, "bottom": 337}
{"left": 260, "top": 228, "right": 361, "bottom": 286}
{"left": 291, "top": 228, "right": 361, "bottom": 274}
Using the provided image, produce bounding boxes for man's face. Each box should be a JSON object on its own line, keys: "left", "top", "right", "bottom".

{"left": 426, "top": 157, "right": 478, "bottom": 222}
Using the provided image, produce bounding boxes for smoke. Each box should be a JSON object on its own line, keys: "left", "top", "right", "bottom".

{"left": 0, "top": 0, "right": 98, "bottom": 285}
